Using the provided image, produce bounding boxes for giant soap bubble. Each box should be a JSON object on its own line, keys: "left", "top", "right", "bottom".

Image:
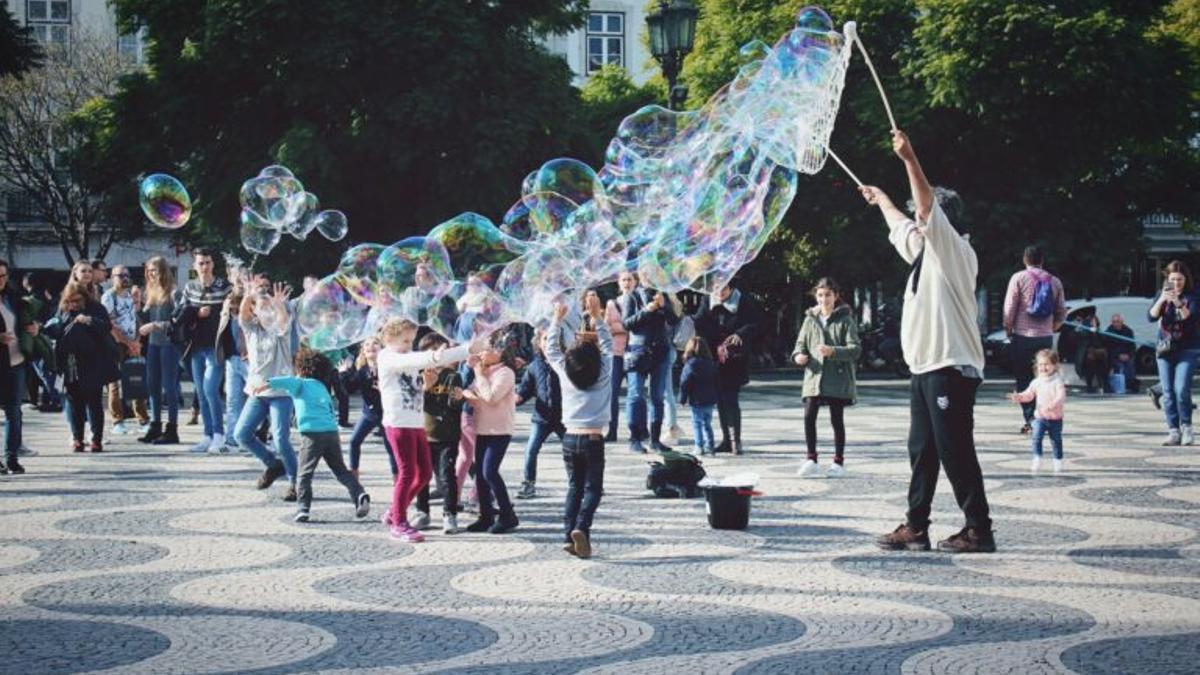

{"left": 298, "top": 6, "right": 855, "bottom": 348}
{"left": 139, "top": 174, "right": 191, "bottom": 229}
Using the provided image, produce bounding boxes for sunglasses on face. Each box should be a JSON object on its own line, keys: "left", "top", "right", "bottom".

{"left": 116, "top": 273, "right": 131, "bottom": 279}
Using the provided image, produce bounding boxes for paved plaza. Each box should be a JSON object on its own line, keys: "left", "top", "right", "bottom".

{"left": 1, "top": 375, "right": 1197, "bottom": 674}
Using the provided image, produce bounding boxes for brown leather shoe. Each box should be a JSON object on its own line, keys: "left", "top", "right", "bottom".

{"left": 570, "top": 529, "right": 592, "bottom": 559}
{"left": 937, "top": 526, "right": 996, "bottom": 554}
{"left": 877, "top": 523, "right": 931, "bottom": 551}
{"left": 256, "top": 459, "right": 286, "bottom": 490}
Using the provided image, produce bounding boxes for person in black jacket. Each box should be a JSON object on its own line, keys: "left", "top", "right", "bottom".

{"left": 339, "top": 336, "right": 397, "bottom": 479}
{"left": 619, "top": 271, "right": 677, "bottom": 453}
{"left": 416, "top": 331, "right": 466, "bottom": 533}
{"left": 694, "top": 281, "right": 762, "bottom": 455}
{"left": 1103, "top": 313, "right": 1138, "bottom": 393}
{"left": 514, "top": 327, "right": 566, "bottom": 499}
{"left": 1, "top": 259, "right": 38, "bottom": 472}
{"left": 44, "top": 282, "right": 120, "bottom": 453}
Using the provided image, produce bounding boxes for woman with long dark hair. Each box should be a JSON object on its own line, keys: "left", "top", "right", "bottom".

{"left": 44, "top": 282, "right": 120, "bottom": 453}
{"left": 1150, "top": 260, "right": 1200, "bottom": 446}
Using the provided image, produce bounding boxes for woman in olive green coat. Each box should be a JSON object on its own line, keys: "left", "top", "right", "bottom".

{"left": 791, "top": 278, "right": 860, "bottom": 478}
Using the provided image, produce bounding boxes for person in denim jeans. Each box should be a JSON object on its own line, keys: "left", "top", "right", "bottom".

{"left": 217, "top": 281, "right": 247, "bottom": 452}
{"left": 515, "top": 328, "right": 565, "bottom": 500}
{"left": 679, "top": 336, "right": 719, "bottom": 456}
{"left": 137, "top": 256, "right": 182, "bottom": 445}
{"left": 1150, "top": 260, "right": 1200, "bottom": 446}
{"left": 545, "top": 296, "right": 612, "bottom": 559}
{"left": 340, "top": 337, "right": 398, "bottom": 479}
{"left": 175, "top": 249, "right": 231, "bottom": 453}
{"left": 234, "top": 280, "right": 298, "bottom": 499}
{"left": 619, "top": 271, "right": 676, "bottom": 453}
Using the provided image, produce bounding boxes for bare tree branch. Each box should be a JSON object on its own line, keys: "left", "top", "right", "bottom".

{"left": 0, "top": 28, "right": 134, "bottom": 264}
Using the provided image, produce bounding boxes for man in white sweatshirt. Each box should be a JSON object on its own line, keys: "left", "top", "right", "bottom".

{"left": 859, "top": 130, "right": 995, "bottom": 554}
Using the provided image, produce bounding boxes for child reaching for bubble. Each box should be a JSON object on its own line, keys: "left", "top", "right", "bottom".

{"left": 376, "top": 318, "right": 473, "bottom": 543}
{"left": 1008, "top": 349, "right": 1067, "bottom": 474}
{"left": 262, "top": 349, "right": 370, "bottom": 523}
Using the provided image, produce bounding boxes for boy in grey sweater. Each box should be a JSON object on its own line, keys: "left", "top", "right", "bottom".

{"left": 544, "top": 294, "right": 612, "bottom": 559}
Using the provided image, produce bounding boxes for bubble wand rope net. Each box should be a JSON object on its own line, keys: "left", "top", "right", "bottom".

{"left": 844, "top": 22, "right": 897, "bottom": 131}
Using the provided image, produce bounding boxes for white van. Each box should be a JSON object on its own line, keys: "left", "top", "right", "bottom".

{"left": 984, "top": 296, "right": 1158, "bottom": 382}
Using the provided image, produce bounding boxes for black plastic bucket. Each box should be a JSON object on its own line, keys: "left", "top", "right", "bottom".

{"left": 704, "top": 485, "right": 753, "bottom": 530}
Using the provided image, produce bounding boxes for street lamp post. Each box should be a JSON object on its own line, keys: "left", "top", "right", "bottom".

{"left": 646, "top": 0, "right": 699, "bottom": 110}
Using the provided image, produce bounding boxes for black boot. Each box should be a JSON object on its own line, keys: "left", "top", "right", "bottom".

{"left": 138, "top": 422, "right": 163, "bottom": 444}
{"left": 650, "top": 420, "right": 672, "bottom": 453}
{"left": 716, "top": 426, "right": 732, "bottom": 454}
{"left": 152, "top": 423, "right": 179, "bottom": 445}
{"left": 732, "top": 424, "right": 743, "bottom": 455}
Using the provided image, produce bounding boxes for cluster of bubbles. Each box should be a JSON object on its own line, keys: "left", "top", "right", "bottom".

{"left": 299, "top": 6, "right": 853, "bottom": 350}
{"left": 138, "top": 174, "right": 192, "bottom": 230}
{"left": 239, "top": 165, "right": 348, "bottom": 255}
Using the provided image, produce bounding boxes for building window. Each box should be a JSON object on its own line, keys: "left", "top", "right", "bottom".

{"left": 26, "top": 0, "right": 71, "bottom": 50}
{"left": 586, "top": 12, "right": 623, "bottom": 73}
{"left": 118, "top": 27, "right": 146, "bottom": 65}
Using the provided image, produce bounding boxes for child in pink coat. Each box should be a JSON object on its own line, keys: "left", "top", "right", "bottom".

{"left": 1008, "top": 349, "right": 1067, "bottom": 474}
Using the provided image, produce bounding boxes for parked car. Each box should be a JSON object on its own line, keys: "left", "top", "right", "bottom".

{"left": 984, "top": 296, "right": 1157, "bottom": 383}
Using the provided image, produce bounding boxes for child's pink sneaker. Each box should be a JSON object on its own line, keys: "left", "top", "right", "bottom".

{"left": 381, "top": 511, "right": 395, "bottom": 526}
{"left": 389, "top": 524, "right": 424, "bottom": 543}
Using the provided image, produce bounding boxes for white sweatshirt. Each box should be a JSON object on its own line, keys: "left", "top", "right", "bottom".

{"left": 887, "top": 201, "right": 985, "bottom": 376}
{"left": 377, "top": 343, "right": 470, "bottom": 428}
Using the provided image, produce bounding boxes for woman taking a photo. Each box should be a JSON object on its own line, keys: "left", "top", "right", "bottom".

{"left": 1150, "top": 260, "right": 1200, "bottom": 446}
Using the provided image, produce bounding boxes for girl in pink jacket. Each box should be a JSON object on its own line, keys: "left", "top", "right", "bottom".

{"left": 1008, "top": 349, "right": 1067, "bottom": 474}
{"left": 461, "top": 330, "right": 521, "bottom": 534}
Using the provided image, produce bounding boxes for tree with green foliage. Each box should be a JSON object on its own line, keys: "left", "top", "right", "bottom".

{"left": 577, "top": 64, "right": 662, "bottom": 164}
{"left": 680, "top": 0, "right": 1200, "bottom": 309}
{"left": 79, "top": 0, "right": 591, "bottom": 279}
{"left": 0, "top": 0, "right": 42, "bottom": 77}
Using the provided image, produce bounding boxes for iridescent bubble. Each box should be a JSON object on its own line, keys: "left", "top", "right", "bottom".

{"left": 377, "top": 236, "right": 454, "bottom": 304}
{"left": 259, "top": 165, "right": 294, "bottom": 179}
{"left": 239, "top": 208, "right": 282, "bottom": 255}
{"left": 427, "top": 212, "right": 526, "bottom": 279}
{"left": 796, "top": 6, "right": 834, "bottom": 32}
{"left": 315, "top": 210, "right": 348, "bottom": 241}
{"left": 283, "top": 192, "right": 320, "bottom": 240}
{"left": 336, "top": 243, "right": 385, "bottom": 305}
{"left": 138, "top": 174, "right": 191, "bottom": 229}
{"left": 530, "top": 158, "right": 604, "bottom": 210}
{"left": 297, "top": 274, "right": 371, "bottom": 351}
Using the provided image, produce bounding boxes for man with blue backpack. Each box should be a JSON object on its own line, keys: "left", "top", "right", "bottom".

{"left": 1003, "top": 245, "right": 1067, "bottom": 433}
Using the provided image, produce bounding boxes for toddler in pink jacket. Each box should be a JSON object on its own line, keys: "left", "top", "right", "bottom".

{"left": 1008, "top": 349, "right": 1067, "bottom": 474}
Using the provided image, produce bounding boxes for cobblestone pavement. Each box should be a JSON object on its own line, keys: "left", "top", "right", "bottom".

{"left": 2, "top": 376, "right": 1197, "bottom": 673}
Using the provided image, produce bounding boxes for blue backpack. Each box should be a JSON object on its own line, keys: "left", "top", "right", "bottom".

{"left": 1026, "top": 271, "right": 1055, "bottom": 319}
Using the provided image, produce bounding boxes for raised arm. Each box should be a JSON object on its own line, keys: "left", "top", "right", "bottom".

{"left": 892, "top": 130, "right": 933, "bottom": 223}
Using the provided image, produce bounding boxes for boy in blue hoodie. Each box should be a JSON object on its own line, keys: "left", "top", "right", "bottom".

{"left": 515, "top": 327, "right": 566, "bottom": 499}
{"left": 265, "top": 348, "right": 370, "bottom": 523}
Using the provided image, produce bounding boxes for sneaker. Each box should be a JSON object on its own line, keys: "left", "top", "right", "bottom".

{"left": 1052, "top": 459, "right": 1063, "bottom": 474}
{"left": 380, "top": 511, "right": 395, "bottom": 527}
{"left": 797, "top": 459, "right": 822, "bottom": 478}
{"left": 89, "top": 441, "right": 103, "bottom": 453}
{"left": 390, "top": 524, "right": 424, "bottom": 543}
{"left": 112, "top": 421, "right": 129, "bottom": 435}
{"left": 570, "top": 529, "right": 591, "bottom": 559}
{"left": 256, "top": 460, "right": 286, "bottom": 490}
{"left": 563, "top": 541, "right": 577, "bottom": 556}
{"left": 442, "top": 513, "right": 459, "bottom": 534}
{"left": 704, "top": 445, "right": 716, "bottom": 456}
{"left": 294, "top": 510, "right": 310, "bottom": 523}
{"left": 876, "top": 523, "right": 932, "bottom": 551}
{"left": 937, "top": 526, "right": 996, "bottom": 553}
{"left": 355, "top": 493, "right": 371, "bottom": 518}
{"left": 72, "top": 440, "right": 85, "bottom": 453}
{"left": 489, "top": 514, "right": 520, "bottom": 534}
{"left": 16, "top": 445, "right": 37, "bottom": 457}
{"left": 695, "top": 446, "right": 708, "bottom": 457}
{"left": 1019, "top": 423, "right": 1032, "bottom": 435}
{"left": 190, "top": 436, "right": 212, "bottom": 453}
{"left": 516, "top": 481, "right": 537, "bottom": 499}
{"left": 410, "top": 510, "right": 432, "bottom": 530}
{"left": 1164, "top": 429, "right": 1182, "bottom": 446}
{"left": 282, "top": 484, "right": 297, "bottom": 502}
{"left": 1183, "top": 425, "right": 1195, "bottom": 446}
{"left": 465, "top": 517, "right": 495, "bottom": 533}
{"left": 629, "top": 439, "right": 646, "bottom": 454}
{"left": 138, "top": 422, "right": 151, "bottom": 435}
{"left": 6, "top": 459, "right": 25, "bottom": 475}
{"left": 1030, "top": 455, "right": 1042, "bottom": 474}
{"left": 207, "top": 433, "right": 227, "bottom": 454}
{"left": 825, "top": 462, "right": 846, "bottom": 478}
